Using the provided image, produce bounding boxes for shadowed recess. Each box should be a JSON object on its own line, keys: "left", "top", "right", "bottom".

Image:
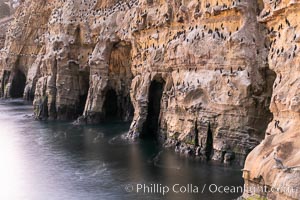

{"left": 103, "top": 89, "right": 119, "bottom": 120}
{"left": 141, "top": 80, "right": 165, "bottom": 139}
{"left": 10, "top": 69, "right": 26, "bottom": 98}
{"left": 205, "top": 122, "right": 213, "bottom": 161}
{"left": 77, "top": 71, "right": 90, "bottom": 116}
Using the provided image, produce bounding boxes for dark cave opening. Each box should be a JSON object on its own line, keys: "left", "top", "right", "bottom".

{"left": 205, "top": 122, "right": 213, "bottom": 160}
{"left": 194, "top": 121, "right": 199, "bottom": 146}
{"left": 103, "top": 89, "right": 119, "bottom": 120}
{"left": 10, "top": 69, "right": 26, "bottom": 98}
{"left": 77, "top": 71, "right": 90, "bottom": 117}
{"left": 141, "top": 80, "right": 165, "bottom": 139}
{"left": 78, "top": 94, "right": 88, "bottom": 116}
{"left": 105, "top": 40, "right": 134, "bottom": 122}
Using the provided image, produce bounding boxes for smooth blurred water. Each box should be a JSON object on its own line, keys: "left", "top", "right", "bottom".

{"left": 0, "top": 99, "right": 243, "bottom": 200}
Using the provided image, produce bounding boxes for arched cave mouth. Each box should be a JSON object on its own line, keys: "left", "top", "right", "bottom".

{"left": 141, "top": 80, "right": 165, "bottom": 139}
{"left": 102, "top": 40, "right": 134, "bottom": 122}
{"left": 103, "top": 89, "right": 119, "bottom": 120}
{"left": 10, "top": 69, "right": 26, "bottom": 98}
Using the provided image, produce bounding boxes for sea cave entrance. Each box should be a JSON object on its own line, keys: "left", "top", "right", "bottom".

{"left": 10, "top": 69, "right": 26, "bottom": 98}
{"left": 141, "top": 80, "right": 165, "bottom": 139}
{"left": 205, "top": 122, "right": 213, "bottom": 160}
{"left": 103, "top": 40, "right": 134, "bottom": 122}
{"left": 77, "top": 71, "right": 90, "bottom": 117}
{"left": 103, "top": 89, "right": 119, "bottom": 120}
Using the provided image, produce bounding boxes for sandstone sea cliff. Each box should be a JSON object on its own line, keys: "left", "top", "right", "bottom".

{"left": 0, "top": 0, "right": 299, "bottom": 199}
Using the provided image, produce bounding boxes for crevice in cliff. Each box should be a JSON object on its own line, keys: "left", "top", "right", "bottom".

{"left": 77, "top": 71, "right": 89, "bottom": 117}
{"left": 78, "top": 94, "right": 88, "bottom": 116}
{"left": 205, "top": 122, "right": 213, "bottom": 161}
{"left": 194, "top": 121, "right": 199, "bottom": 146}
{"left": 141, "top": 80, "right": 165, "bottom": 139}
{"left": 74, "top": 26, "right": 81, "bottom": 45}
{"left": 259, "top": 66, "right": 277, "bottom": 139}
{"left": 250, "top": 61, "right": 277, "bottom": 142}
{"left": 10, "top": 68, "right": 26, "bottom": 98}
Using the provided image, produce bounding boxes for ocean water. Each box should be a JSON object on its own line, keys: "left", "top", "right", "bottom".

{"left": 0, "top": 99, "right": 243, "bottom": 200}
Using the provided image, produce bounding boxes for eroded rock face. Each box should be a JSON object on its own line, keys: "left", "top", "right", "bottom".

{"left": 0, "top": 17, "right": 12, "bottom": 50}
{"left": 0, "top": 0, "right": 15, "bottom": 50}
{"left": 243, "top": 2, "right": 300, "bottom": 200}
{"left": 0, "top": 1, "right": 11, "bottom": 19}
{"left": 0, "top": 0, "right": 275, "bottom": 166}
